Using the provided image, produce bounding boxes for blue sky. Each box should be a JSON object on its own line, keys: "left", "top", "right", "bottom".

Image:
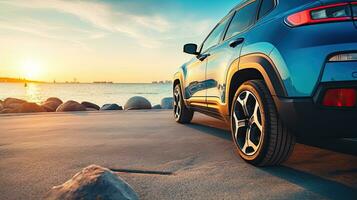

{"left": 0, "top": 0, "right": 240, "bottom": 82}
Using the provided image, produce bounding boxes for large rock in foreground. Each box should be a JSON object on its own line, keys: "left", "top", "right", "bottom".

{"left": 56, "top": 101, "right": 86, "bottom": 112}
{"left": 124, "top": 96, "right": 151, "bottom": 110}
{"left": 161, "top": 97, "right": 174, "bottom": 109}
{"left": 42, "top": 97, "right": 63, "bottom": 112}
{"left": 100, "top": 104, "right": 123, "bottom": 111}
{"left": 44, "top": 165, "right": 139, "bottom": 200}
{"left": 81, "top": 101, "right": 100, "bottom": 110}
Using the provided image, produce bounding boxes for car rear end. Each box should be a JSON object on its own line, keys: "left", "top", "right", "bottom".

{"left": 270, "top": 0, "right": 357, "bottom": 138}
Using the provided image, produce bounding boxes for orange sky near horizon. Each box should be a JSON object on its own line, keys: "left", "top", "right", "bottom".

{"left": 0, "top": 0, "right": 238, "bottom": 83}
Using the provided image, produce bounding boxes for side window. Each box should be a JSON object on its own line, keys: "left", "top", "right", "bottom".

{"left": 224, "top": 1, "right": 259, "bottom": 40}
{"left": 201, "top": 15, "right": 231, "bottom": 53}
{"left": 258, "top": 0, "right": 275, "bottom": 19}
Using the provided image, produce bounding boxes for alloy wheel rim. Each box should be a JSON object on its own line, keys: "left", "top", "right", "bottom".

{"left": 173, "top": 88, "right": 181, "bottom": 119}
{"left": 232, "top": 91, "right": 263, "bottom": 156}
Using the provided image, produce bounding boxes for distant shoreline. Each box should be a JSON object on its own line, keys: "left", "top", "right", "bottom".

{"left": 0, "top": 77, "right": 45, "bottom": 84}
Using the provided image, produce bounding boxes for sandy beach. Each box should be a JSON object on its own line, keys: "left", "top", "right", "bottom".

{"left": 0, "top": 110, "right": 356, "bottom": 200}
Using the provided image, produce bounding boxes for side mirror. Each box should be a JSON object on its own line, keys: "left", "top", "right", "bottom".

{"left": 183, "top": 43, "right": 199, "bottom": 55}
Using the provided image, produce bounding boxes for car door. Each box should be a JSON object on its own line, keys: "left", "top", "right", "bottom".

{"left": 205, "top": 0, "right": 260, "bottom": 109}
{"left": 184, "top": 16, "right": 232, "bottom": 105}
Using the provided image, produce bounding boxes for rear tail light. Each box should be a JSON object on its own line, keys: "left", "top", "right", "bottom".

{"left": 322, "top": 88, "right": 356, "bottom": 107}
{"left": 286, "top": 3, "right": 354, "bottom": 27}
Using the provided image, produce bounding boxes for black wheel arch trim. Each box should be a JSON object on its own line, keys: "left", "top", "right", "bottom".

{"left": 231, "top": 53, "right": 288, "bottom": 98}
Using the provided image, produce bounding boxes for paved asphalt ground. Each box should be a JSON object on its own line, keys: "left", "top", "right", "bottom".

{"left": 0, "top": 110, "right": 356, "bottom": 200}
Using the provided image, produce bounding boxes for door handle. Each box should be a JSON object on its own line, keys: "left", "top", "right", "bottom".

{"left": 197, "top": 53, "right": 210, "bottom": 61}
{"left": 229, "top": 38, "right": 244, "bottom": 48}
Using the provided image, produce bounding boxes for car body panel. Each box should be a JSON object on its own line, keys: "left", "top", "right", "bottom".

{"left": 206, "top": 35, "right": 243, "bottom": 104}
{"left": 183, "top": 58, "right": 207, "bottom": 99}
{"left": 321, "top": 61, "right": 357, "bottom": 82}
{"left": 269, "top": 21, "right": 357, "bottom": 97}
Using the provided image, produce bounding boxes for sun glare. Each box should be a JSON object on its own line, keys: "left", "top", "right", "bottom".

{"left": 21, "top": 60, "right": 42, "bottom": 80}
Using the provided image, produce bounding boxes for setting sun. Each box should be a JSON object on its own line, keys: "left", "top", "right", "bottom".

{"left": 21, "top": 60, "right": 42, "bottom": 80}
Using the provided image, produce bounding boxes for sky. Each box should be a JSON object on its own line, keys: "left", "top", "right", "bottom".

{"left": 0, "top": 0, "right": 239, "bottom": 83}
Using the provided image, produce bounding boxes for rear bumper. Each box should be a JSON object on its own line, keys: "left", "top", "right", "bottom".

{"left": 274, "top": 81, "right": 357, "bottom": 138}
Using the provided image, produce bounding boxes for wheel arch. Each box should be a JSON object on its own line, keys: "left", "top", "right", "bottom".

{"left": 173, "top": 71, "right": 187, "bottom": 100}
{"left": 227, "top": 53, "right": 287, "bottom": 113}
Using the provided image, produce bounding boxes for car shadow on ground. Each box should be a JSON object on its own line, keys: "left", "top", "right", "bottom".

{"left": 187, "top": 116, "right": 357, "bottom": 199}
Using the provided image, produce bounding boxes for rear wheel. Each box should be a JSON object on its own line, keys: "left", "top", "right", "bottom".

{"left": 231, "top": 80, "right": 295, "bottom": 166}
{"left": 174, "top": 84, "right": 193, "bottom": 124}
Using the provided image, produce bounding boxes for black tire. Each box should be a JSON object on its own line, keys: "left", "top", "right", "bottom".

{"left": 173, "top": 84, "right": 194, "bottom": 124}
{"left": 231, "top": 80, "right": 295, "bottom": 166}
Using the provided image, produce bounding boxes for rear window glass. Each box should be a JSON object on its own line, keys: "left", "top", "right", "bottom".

{"left": 224, "top": 1, "right": 259, "bottom": 39}
{"left": 258, "top": 0, "right": 275, "bottom": 18}
{"left": 353, "top": 4, "right": 357, "bottom": 17}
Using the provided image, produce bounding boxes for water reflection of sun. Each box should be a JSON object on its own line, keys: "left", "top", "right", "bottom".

{"left": 25, "top": 83, "right": 41, "bottom": 104}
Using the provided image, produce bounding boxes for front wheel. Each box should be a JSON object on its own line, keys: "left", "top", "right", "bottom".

{"left": 231, "top": 80, "right": 295, "bottom": 166}
{"left": 173, "top": 84, "right": 194, "bottom": 124}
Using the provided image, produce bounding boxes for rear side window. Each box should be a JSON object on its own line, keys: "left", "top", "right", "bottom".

{"left": 353, "top": 4, "right": 357, "bottom": 17}
{"left": 201, "top": 15, "right": 232, "bottom": 53}
{"left": 224, "top": 1, "right": 259, "bottom": 39}
{"left": 258, "top": 0, "right": 275, "bottom": 19}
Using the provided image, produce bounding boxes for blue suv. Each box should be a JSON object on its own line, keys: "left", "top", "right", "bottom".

{"left": 173, "top": 0, "right": 357, "bottom": 166}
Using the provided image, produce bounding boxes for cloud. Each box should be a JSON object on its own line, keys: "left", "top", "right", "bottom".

{"left": 0, "top": 0, "right": 214, "bottom": 48}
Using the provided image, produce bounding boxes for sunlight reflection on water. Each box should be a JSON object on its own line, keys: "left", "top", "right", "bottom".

{"left": 25, "top": 83, "right": 42, "bottom": 103}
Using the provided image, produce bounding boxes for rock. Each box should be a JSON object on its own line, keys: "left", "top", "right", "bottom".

{"left": 3, "top": 98, "right": 26, "bottom": 108}
{"left": 100, "top": 104, "right": 123, "bottom": 111}
{"left": 81, "top": 101, "right": 100, "bottom": 110}
{"left": 46, "top": 97, "right": 63, "bottom": 105}
{"left": 152, "top": 104, "right": 162, "bottom": 109}
{"left": 56, "top": 101, "right": 86, "bottom": 112}
{"left": 18, "top": 102, "right": 46, "bottom": 113}
{"left": 124, "top": 96, "right": 152, "bottom": 110}
{"left": 44, "top": 165, "right": 139, "bottom": 200}
{"left": 86, "top": 108, "right": 98, "bottom": 111}
{"left": 161, "top": 97, "right": 174, "bottom": 109}
{"left": 42, "top": 101, "right": 61, "bottom": 112}
{"left": 5, "top": 103, "right": 23, "bottom": 110}
{"left": 0, "top": 102, "right": 3, "bottom": 111}
{"left": 42, "top": 97, "right": 63, "bottom": 112}
{"left": 0, "top": 108, "right": 16, "bottom": 114}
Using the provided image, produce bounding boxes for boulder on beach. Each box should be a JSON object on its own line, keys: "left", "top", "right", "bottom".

{"left": 56, "top": 100, "right": 86, "bottom": 112}
{"left": 0, "top": 108, "right": 16, "bottom": 114}
{"left": 3, "top": 98, "right": 26, "bottom": 108}
{"left": 100, "top": 104, "right": 123, "bottom": 111}
{"left": 161, "top": 97, "right": 174, "bottom": 109}
{"left": 152, "top": 104, "right": 162, "bottom": 109}
{"left": 5, "top": 103, "right": 23, "bottom": 110}
{"left": 18, "top": 102, "right": 46, "bottom": 113}
{"left": 44, "top": 165, "right": 139, "bottom": 200}
{"left": 81, "top": 101, "right": 100, "bottom": 110}
{"left": 124, "top": 96, "right": 151, "bottom": 110}
{"left": 46, "top": 97, "right": 63, "bottom": 105}
{"left": 86, "top": 108, "right": 98, "bottom": 111}
{"left": 42, "top": 97, "right": 63, "bottom": 112}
